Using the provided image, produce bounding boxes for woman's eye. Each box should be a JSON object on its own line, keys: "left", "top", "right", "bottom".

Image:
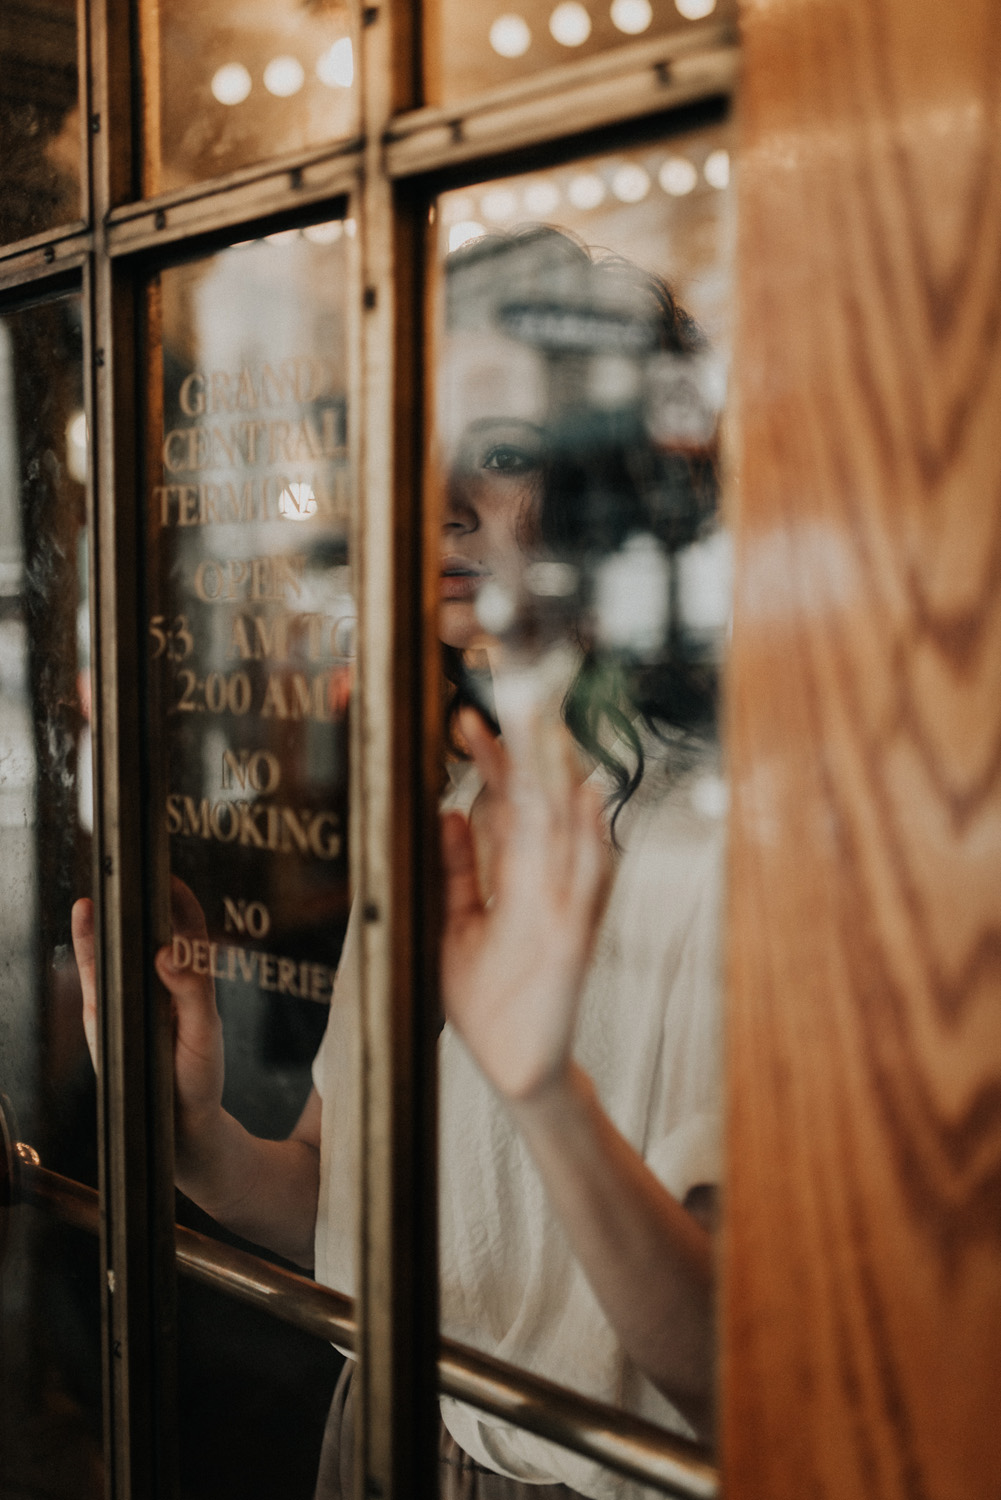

{"left": 482, "top": 444, "right": 537, "bottom": 473}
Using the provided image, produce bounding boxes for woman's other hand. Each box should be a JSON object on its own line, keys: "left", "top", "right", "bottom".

{"left": 72, "top": 878, "right": 225, "bottom": 1177}
{"left": 71, "top": 895, "right": 100, "bottom": 1071}
{"left": 71, "top": 879, "right": 321, "bottom": 1263}
{"left": 441, "top": 706, "right": 609, "bottom": 1102}
{"left": 154, "top": 877, "right": 226, "bottom": 1151}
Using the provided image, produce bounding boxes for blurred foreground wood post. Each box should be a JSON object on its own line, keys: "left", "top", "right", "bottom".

{"left": 725, "top": 1, "right": 1001, "bottom": 1496}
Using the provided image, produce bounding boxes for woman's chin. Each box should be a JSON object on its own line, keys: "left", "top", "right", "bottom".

{"left": 438, "top": 599, "right": 483, "bottom": 652}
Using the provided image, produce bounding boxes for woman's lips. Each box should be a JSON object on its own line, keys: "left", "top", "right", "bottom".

{"left": 440, "top": 560, "right": 487, "bottom": 601}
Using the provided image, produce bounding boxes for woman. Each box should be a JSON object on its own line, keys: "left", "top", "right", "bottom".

{"left": 73, "top": 227, "right": 724, "bottom": 1500}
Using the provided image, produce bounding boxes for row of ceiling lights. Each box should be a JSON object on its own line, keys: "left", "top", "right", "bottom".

{"left": 491, "top": 0, "right": 716, "bottom": 54}
{"left": 445, "top": 148, "right": 729, "bottom": 249}
{"left": 210, "top": 41, "right": 354, "bottom": 105}
{"left": 209, "top": 0, "right": 715, "bottom": 104}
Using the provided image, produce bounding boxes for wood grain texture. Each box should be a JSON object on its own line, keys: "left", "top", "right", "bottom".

{"left": 724, "top": 1, "right": 1001, "bottom": 1497}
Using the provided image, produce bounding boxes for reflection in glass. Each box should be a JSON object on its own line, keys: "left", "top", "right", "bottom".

{"left": 147, "top": 0, "right": 358, "bottom": 194}
{"left": 0, "top": 297, "right": 101, "bottom": 1497}
{"left": 420, "top": 137, "right": 731, "bottom": 1489}
{"left": 147, "top": 227, "right": 351, "bottom": 1498}
{"left": 426, "top": 0, "right": 735, "bottom": 103}
{"left": 0, "top": 0, "right": 82, "bottom": 243}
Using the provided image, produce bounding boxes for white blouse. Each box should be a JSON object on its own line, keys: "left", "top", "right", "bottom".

{"left": 312, "top": 738, "right": 725, "bottom": 1499}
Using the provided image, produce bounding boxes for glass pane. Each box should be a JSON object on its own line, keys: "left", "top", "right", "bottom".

{"left": 427, "top": 118, "right": 732, "bottom": 1483}
{"left": 0, "top": 0, "right": 83, "bottom": 243}
{"left": 0, "top": 296, "right": 102, "bottom": 1497}
{"left": 146, "top": 1, "right": 358, "bottom": 195}
{"left": 426, "top": 0, "right": 735, "bottom": 104}
{"left": 144, "top": 223, "right": 353, "bottom": 1499}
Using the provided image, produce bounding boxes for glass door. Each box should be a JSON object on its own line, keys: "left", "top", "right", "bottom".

{"left": 0, "top": 0, "right": 737, "bottom": 1496}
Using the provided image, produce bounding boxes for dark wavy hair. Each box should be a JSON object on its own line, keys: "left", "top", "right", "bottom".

{"left": 442, "top": 225, "right": 720, "bottom": 834}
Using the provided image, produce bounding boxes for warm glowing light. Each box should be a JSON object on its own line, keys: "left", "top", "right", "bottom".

{"left": 658, "top": 155, "right": 698, "bottom": 195}
{"left": 588, "top": 354, "right": 640, "bottom": 408}
{"left": 549, "top": 1, "right": 592, "bottom": 45}
{"left": 476, "top": 581, "right": 516, "bottom": 634}
{"left": 677, "top": 529, "right": 733, "bottom": 635}
{"left": 595, "top": 535, "right": 670, "bottom": 657}
{"left": 567, "top": 172, "right": 606, "bottom": 209}
{"left": 703, "top": 148, "right": 730, "bottom": 189}
{"left": 449, "top": 220, "right": 487, "bottom": 252}
{"left": 304, "top": 220, "right": 345, "bottom": 243}
{"left": 689, "top": 771, "right": 728, "bottom": 818}
{"left": 443, "top": 194, "right": 476, "bottom": 225}
{"left": 489, "top": 14, "right": 532, "bottom": 56}
{"left": 611, "top": 163, "right": 650, "bottom": 202}
{"left": 674, "top": 0, "right": 716, "bottom": 17}
{"left": 68, "top": 411, "right": 88, "bottom": 450}
{"left": 263, "top": 56, "right": 305, "bottom": 96}
{"left": 317, "top": 37, "right": 354, "bottom": 87}
{"left": 210, "top": 63, "right": 252, "bottom": 105}
{"left": 480, "top": 187, "right": 519, "bottom": 222}
{"left": 610, "top": 0, "right": 652, "bottom": 33}
{"left": 66, "top": 410, "right": 88, "bottom": 484}
{"left": 279, "top": 483, "right": 318, "bottom": 520}
{"left": 523, "top": 179, "right": 560, "bottom": 215}
{"left": 265, "top": 228, "right": 302, "bottom": 245}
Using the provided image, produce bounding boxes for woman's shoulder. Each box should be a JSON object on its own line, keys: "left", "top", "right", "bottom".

{"left": 599, "top": 725, "right": 726, "bottom": 853}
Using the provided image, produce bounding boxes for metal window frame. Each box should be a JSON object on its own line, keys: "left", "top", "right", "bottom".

{"left": 0, "top": 2, "right": 737, "bottom": 1497}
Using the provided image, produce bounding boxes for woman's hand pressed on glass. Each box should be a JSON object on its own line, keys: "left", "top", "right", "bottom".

{"left": 441, "top": 705, "right": 609, "bottom": 1104}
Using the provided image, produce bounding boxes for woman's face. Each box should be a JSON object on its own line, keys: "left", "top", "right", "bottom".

{"left": 438, "top": 366, "right": 546, "bottom": 653}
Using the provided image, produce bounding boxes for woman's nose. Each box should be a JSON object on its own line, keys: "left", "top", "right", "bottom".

{"left": 442, "top": 465, "right": 479, "bottom": 533}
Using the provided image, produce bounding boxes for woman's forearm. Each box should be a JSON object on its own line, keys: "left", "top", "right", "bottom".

{"left": 176, "top": 1091, "right": 321, "bottom": 1269}
{"left": 509, "top": 1063, "right": 716, "bottom": 1437}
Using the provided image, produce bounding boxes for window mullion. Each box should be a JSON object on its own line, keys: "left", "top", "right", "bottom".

{"left": 354, "top": 0, "right": 439, "bottom": 1496}
{"left": 87, "top": 1, "right": 180, "bottom": 1497}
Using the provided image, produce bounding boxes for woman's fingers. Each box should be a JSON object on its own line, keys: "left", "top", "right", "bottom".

{"left": 458, "top": 706, "right": 509, "bottom": 795}
{"left": 168, "top": 874, "right": 211, "bottom": 941}
{"left": 71, "top": 897, "right": 98, "bottom": 1070}
{"left": 154, "top": 939, "right": 215, "bottom": 1011}
{"left": 71, "top": 878, "right": 223, "bottom": 1125}
{"left": 155, "top": 886, "right": 225, "bottom": 1121}
{"left": 155, "top": 882, "right": 220, "bottom": 1047}
{"left": 441, "top": 809, "right": 483, "bottom": 922}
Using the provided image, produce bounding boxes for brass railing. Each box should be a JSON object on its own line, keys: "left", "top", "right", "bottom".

{"left": 12, "top": 1152, "right": 719, "bottom": 1499}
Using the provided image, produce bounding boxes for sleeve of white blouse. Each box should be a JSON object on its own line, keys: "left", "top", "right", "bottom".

{"left": 643, "top": 819, "right": 725, "bottom": 1204}
{"left": 310, "top": 899, "right": 362, "bottom": 1294}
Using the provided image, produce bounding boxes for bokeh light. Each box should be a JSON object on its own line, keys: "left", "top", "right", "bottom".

{"left": 610, "top": 0, "right": 653, "bottom": 33}
{"left": 279, "top": 483, "right": 318, "bottom": 520}
{"left": 611, "top": 163, "right": 651, "bottom": 202}
{"left": 703, "top": 148, "right": 730, "bottom": 189}
{"left": 263, "top": 56, "right": 306, "bottom": 97}
{"left": 549, "top": 1, "right": 592, "bottom": 45}
{"left": 449, "top": 220, "right": 487, "bottom": 251}
{"left": 567, "top": 172, "right": 606, "bottom": 209}
{"left": 675, "top": 0, "right": 716, "bottom": 17}
{"left": 66, "top": 410, "right": 88, "bottom": 485}
{"left": 210, "top": 62, "right": 252, "bottom": 105}
{"left": 658, "top": 155, "right": 698, "bottom": 195}
{"left": 481, "top": 187, "right": 520, "bottom": 222}
{"left": 317, "top": 38, "right": 354, "bottom": 88}
{"left": 443, "top": 194, "right": 476, "bottom": 224}
{"left": 523, "top": 179, "right": 561, "bottom": 215}
{"left": 489, "top": 14, "right": 533, "bottom": 56}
